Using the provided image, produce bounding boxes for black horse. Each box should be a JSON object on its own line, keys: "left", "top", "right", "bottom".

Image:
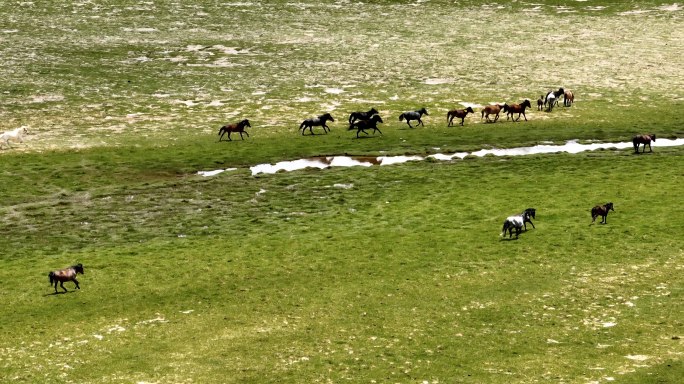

{"left": 349, "top": 115, "right": 383, "bottom": 138}
{"left": 349, "top": 108, "right": 378, "bottom": 125}
{"left": 591, "top": 202, "right": 614, "bottom": 224}
{"left": 522, "top": 208, "right": 536, "bottom": 230}
{"left": 299, "top": 113, "right": 334, "bottom": 135}
{"left": 399, "top": 107, "right": 428, "bottom": 128}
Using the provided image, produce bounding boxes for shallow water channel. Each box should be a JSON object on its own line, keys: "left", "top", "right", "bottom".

{"left": 197, "top": 138, "right": 684, "bottom": 177}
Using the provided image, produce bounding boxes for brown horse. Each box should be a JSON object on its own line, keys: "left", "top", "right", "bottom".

{"left": 447, "top": 107, "right": 475, "bottom": 126}
{"left": 506, "top": 99, "right": 532, "bottom": 122}
{"left": 563, "top": 90, "right": 574, "bottom": 107}
{"left": 591, "top": 202, "right": 614, "bottom": 224}
{"left": 349, "top": 114, "right": 383, "bottom": 138}
{"left": 481, "top": 104, "right": 506, "bottom": 123}
{"left": 218, "top": 119, "right": 251, "bottom": 141}
{"left": 48, "top": 263, "right": 84, "bottom": 293}
{"left": 633, "top": 134, "right": 656, "bottom": 153}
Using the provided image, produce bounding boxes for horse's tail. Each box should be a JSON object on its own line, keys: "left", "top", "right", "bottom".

{"left": 500, "top": 221, "right": 509, "bottom": 237}
{"left": 399, "top": 113, "right": 405, "bottom": 121}
{"left": 299, "top": 121, "right": 306, "bottom": 131}
{"left": 48, "top": 271, "right": 54, "bottom": 285}
{"left": 632, "top": 137, "right": 638, "bottom": 151}
{"left": 217, "top": 126, "right": 224, "bottom": 136}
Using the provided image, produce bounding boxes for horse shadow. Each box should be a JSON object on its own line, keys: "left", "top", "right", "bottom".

{"left": 44, "top": 290, "right": 78, "bottom": 297}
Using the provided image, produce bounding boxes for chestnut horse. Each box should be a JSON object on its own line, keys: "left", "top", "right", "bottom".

{"left": 218, "top": 119, "right": 251, "bottom": 141}
{"left": 591, "top": 202, "right": 614, "bottom": 224}
{"left": 447, "top": 107, "right": 474, "bottom": 126}
{"left": 48, "top": 263, "right": 84, "bottom": 293}
{"left": 481, "top": 104, "right": 506, "bottom": 123}
{"left": 632, "top": 134, "right": 656, "bottom": 153}
{"left": 349, "top": 114, "right": 383, "bottom": 138}
{"left": 563, "top": 90, "right": 574, "bottom": 107}
{"left": 506, "top": 99, "right": 532, "bottom": 122}
{"left": 299, "top": 113, "right": 334, "bottom": 135}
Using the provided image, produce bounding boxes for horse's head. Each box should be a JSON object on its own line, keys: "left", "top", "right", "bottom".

{"left": 558, "top": 87, "right": 565, "bottom": 94}
{"left": 369, "top": 108, "right": 378, "bottom": 115}
{"left": 465, "top": 107, "right": 474, "bottom": 114}
{"left": 502, "top": 104, "right": 510, "bottom": 113}
{"left": 419, "top": 108, "right": 428, "bottom": 116}
{"left": 321, "top": 113, "right": 334, "bottom": 122}
{"left": 73, "top": 263, "right": 84, "bottom": 274}
{"left": 651, "top": 134, "right": 656, "bottom": 142}
{"left": 241, "top": 119, "right": 251, "bottom": 128}
{"left": 522, "top": 99, "right": 531, "bottom": 108}
{"left": 606, "top": 202, "right": 614, "bottom": 211}
{"left": 524, "top": 208, "right": 536, "bottom": 219}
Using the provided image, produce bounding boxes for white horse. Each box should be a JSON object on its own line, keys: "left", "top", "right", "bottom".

{"left": 0, "top": 127, "right": 29, "bottom": 149}
{"left": 500, "top": 211, "right": 532, "bottom": 239}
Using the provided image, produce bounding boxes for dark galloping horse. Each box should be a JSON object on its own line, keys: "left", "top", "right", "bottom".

{"left": 591, "top": 202, "right": 614, "bottom": 224}
{"left": 349, "top": 114, "right": 383, "bottom": 138}
{"left": 48, "top": 263, "right": 84, "bottom": 293}
{"left": 522, "top": 208, "right": 536, "bottom": 230}
{"left": 349, "top": 108, "right": 378, "bottom": 125}
{"left": 299, "top": 113, "right": 334, "bottom": 135}
{"left": 447, "top": 107, "right": 475, "bottom": 126}
{"left": 632, "top": 134, "right": 656, "bottom": 153}
{"left": 506, "top": 99, "right": 532, "bottom": 122}
{"left": 399, "top": 107, "right": 428, "bottom": 128}
{"left": 218, "top": 119, "right": 251, "bottom": 141}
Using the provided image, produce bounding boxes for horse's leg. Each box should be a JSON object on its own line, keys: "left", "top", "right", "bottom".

{"left": 418, "top": 118, "right": 424, "bottom": 127}
{"left": 53, "top": 280, "right": 58, "bottom": 293}
{"left": 73, "top": 278, "right": 80, "bottom": 290}
{"left": 374, "top": 127, "right": 383, "bottom": 135}
{"left": 227, "top": 132, "right": 232, "bottom": 141}
{"left": 460, "top": 117, "right": 465, "bottom": 126}
{"left": 522, "top": 112, "right": 527, "bottom": 121}
{"left": 60, "top": 281, "right": 67, "bottom": 292}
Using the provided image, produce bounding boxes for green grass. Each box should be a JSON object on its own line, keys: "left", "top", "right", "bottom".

{"left": 1, "top": 1, "right": 683, "bottom": 383}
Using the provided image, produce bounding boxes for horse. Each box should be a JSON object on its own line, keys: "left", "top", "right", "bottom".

{"left": 48, "top": 263, "right": 84, "bottom": 293}
{"left": 299, "top": 113, "right": 334, "bottom": 135}
{"left": 447, "top": 107, "right": 475, "bottom": 127}
{"left": 537, "top": 95, "right": 544, "bottom": 111}
{"left": 563, "top": 90, "right": 574, "bottom": 107}
{"left": 218, "top": 119, "right": 251, "bottom": 141}
{"left": 399, "top": 108, "right": 428, "bottom": 128}
{"left": 349, "top": 108, "right": 378, "bottom": 125}
{"left": 0, "top": 126, "right": 29, "bottom": 149}
{"left": 349, "top": 114, "right": 383, "bottom": 138}
{"left": 545, "top": 88, "right": 564, "bottom": 111}
{"left": 632, "top": 134, "right": 656, "bottom": 153}
{"left": 481, "top": 104, "right": 506, "bottom": 123}
{"left": 505, "top": 99, "right": 532, "bottom": 122}
{"left": 591, "top": 202, "right": 614, "bottom": 224}
{"left": 522, "top": 208, "right": 536, "bottom": 230}
{"left": 500, "top": 211, "right": 533, "bottom": 239}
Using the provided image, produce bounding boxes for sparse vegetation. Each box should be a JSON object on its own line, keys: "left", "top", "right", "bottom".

{"left": 1, "top": 1, "right": 682, "bottom": 383}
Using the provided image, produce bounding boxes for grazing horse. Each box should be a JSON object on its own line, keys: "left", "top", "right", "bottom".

{"left": 299, "top": 113, "right": 334, "bottom": 135}
{"left": 537, "top": 95, "right": 544, "bottom": 111}
{"left": 500, "top": 211, "right": 533, "bottom": 239}
{"left": 506, "top": 99, "right": 532, "bottom": 122}
{"left": 522, "top": 208, "right": 536, "bottom": 230}
{"left": 399, "top": 107, "right": 428, "bottom": 128}
{"left": 0, "top": 126, "right": 29, "bottom": 149}
{"left": 591, "top": 202, "right": 614, "bottom": 224}
{"left": 481, "top": 104, "right": 506, "bottom": 123}
{"left": 349, "top": 114, "right": 383, "bottom": 138}
{"left": 48, "top": 263, "right": 84, "bottom": 293}
{"left": 563, "top": 90, "right": 574, "bottom": 107}
{"left": 349, "top": 108, "right": 378, "bottom": 125}
{"left": 218, "top": 119, "right": 251, "bottom": 141}
{"left": 632, "top": 134, "right": 656, "bottom": 153}
{"left": 447, "top": 107, "right": 475, "bottom": 127}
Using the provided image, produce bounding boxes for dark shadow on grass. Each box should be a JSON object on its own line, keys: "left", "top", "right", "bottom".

{"left": 44, "top": 290, "right": 79, "bottom": 297}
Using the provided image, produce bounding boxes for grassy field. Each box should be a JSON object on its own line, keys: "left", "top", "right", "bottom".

{"left": 1, "top": 1, "right": 683, "bottom": 383}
